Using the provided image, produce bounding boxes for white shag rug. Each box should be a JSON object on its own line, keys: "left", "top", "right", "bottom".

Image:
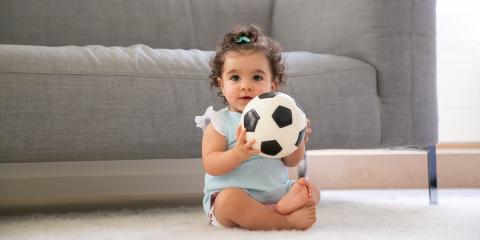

{"left": 1, "top": 189, "right": 479, "bottom": 240}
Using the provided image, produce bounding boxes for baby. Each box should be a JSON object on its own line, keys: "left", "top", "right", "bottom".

{"left": 195, "top": 24, "right": 320, "bottom": 230}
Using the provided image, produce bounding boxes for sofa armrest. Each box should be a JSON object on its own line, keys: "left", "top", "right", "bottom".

{"left": 272, "top": 0, "right": 437, "bottom": 148}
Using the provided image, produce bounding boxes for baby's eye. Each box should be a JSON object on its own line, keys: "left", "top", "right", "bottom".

{"left": 253, "top": 75, "right": 263, "bottom": 81}
{"left": 230, "top": 75, "right": 240, "bottom": 81}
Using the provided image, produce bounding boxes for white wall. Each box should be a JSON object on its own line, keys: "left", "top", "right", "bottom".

{"left": 437, "top": 0, "right": 480, "bottom": 142}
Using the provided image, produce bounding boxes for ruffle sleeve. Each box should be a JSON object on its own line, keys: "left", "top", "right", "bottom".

{"left": 194, "top": 106, "right": 225, "bottom": 136}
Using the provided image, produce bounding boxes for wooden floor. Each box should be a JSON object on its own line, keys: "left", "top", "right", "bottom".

{"left": 292, "top": 144, "right": 480, "bottom": 189}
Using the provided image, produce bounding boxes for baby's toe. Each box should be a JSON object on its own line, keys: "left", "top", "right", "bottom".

{"left": 298, "top": 178, "right": 307, "bottom": 186}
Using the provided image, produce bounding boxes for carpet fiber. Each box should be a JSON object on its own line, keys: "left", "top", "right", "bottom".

{"left": 1, "top": 189, "right": 479, "bottom": 240}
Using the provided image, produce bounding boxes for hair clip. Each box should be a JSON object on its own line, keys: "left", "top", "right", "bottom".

{"left": 235, "top": 36, "right": 251, "bottom": 44}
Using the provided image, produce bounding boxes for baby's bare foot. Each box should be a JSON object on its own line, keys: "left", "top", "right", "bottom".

{"left": 276, "top": 178, "right": 312, "bottom": 215}
{"left": 286, "top": 199, "right": 317, "bottom": 230}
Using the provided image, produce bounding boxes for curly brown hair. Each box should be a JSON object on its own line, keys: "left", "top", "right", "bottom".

{"left": 209, "top": 24, "right": 287, "bottom": 104}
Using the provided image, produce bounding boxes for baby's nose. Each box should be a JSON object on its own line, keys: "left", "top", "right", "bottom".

{"left": 241, "top": 82, "right": 253, "bottom": 90}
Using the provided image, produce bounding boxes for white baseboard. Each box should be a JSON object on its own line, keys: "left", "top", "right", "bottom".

{"left": 306, "top": 149, "right": 480, "bottom": 189}
{"left": 2, "top": 148, "right": 478, "bottom": 212}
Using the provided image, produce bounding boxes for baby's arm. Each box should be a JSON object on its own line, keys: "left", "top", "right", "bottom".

{"left": 202, "top": 123, "right": 260, "bottom": 176}
{"left": 281, "top": 142, "right": 306, "bottom": 167}
{"left": 281, "top": 119, "right": 312, "bottom": 167}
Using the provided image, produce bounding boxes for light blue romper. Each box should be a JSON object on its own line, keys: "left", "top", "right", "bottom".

{"left": 195, "top": 106, "right": 294, "bottom": 215}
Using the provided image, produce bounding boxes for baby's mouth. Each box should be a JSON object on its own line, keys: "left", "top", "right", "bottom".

{"left": 239, "top": 96, "right": 253, "bottom": 100}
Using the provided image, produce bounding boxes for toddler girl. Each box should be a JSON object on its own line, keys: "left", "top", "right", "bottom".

{"left": 195, "top": 25, "right": 320, "bottom": 230}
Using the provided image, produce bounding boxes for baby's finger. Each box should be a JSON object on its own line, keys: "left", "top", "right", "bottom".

{"left": 244, "top": 140, "right": 258, "bottom": 153}
{"left": 245, "top": 139, "right": 256, "bottom": 148}
{"left": 241, "top": 127, "right": 249, "bottom": 141}
{"left": 246, "top": 141, "right": 260, "bottom": 154}
{"left": 236, "top": 126, "right": 246, "bottom": 143}
{"left": 303, "top": 128, "right": 310, "bottom": 143}
{"left": 236, "top": 125, "right": 241, "bottom": 138}
{"left": 249, "top": 149, "right": 261, "bottom": 155}
{"left": 304, "top": 134, "right": 310, "bottom": 143}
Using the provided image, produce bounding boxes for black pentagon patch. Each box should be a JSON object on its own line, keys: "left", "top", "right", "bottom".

{"left": 243, "top": 109, "right": 260, "bottom": 132}
{"left": 272, "top": 106, "right": 292, "bottom": 128}
{"left": 258, "top": 91, "right": 280, "bottom": 99}
{"left": 261, "top": 140, "right": 283, "bottom": 156}
{"left": 295, "top": 128, "right": 306, "bottom": 146}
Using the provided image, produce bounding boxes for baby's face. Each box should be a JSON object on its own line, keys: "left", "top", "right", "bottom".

{"left": 218, "top": 50, "right": 277, "bottom": 113}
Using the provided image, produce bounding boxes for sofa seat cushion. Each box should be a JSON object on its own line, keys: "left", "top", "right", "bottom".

{"left": 0, "top": 44, "right": 380, "bottom": 163}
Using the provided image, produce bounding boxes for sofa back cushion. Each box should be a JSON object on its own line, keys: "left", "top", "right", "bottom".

{"left": 0, "top": 0, "right": 273, "bottom": 49}
{"left": 0, "top": 44, "right": 380, "bottom": 162}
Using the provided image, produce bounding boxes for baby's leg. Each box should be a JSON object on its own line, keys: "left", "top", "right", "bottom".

{"left": 276, "top": 178, "right": 311, "bottom": 215}
{"left": 213, "top": 187, "right": 315, "bottom": 230}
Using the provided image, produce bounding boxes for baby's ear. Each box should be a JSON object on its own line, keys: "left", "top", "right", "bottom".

{"left": 217, "top": 77, "right": 224, "bottom": 87}
{"left": 271, "top": 80, "right": 279, "bottom": 91}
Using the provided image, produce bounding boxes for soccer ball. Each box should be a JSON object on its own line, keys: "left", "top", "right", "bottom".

{"left": 241, "top": 92, "right": 307, "bottom": 158}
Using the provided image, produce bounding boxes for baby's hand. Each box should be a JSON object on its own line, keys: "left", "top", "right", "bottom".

{"left": 304, "top": 118, "right": 312, "bottom": 144}
{"left": 232, "top": 126, "right": 260, "bottom": 162}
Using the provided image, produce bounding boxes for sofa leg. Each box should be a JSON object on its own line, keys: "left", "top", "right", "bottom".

{"left": 298, "top": 151, "right": 307, "bottom": 178}
{"left": 427, "top": 145, "right": 438, "bottom": 204}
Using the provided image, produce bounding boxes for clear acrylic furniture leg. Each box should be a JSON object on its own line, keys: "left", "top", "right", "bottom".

{"left": 298, "top": 151, "right": 307, "bottom": 178}
{"left": 298, "top": 147, "right": 438, "bottom": 204}
{"left": 427, "top": 145, "right": 438, "bottom": 204}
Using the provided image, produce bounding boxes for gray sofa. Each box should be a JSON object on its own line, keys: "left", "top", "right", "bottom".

{"left": 0, "top": 0, "right": 438, "bottom": 212}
